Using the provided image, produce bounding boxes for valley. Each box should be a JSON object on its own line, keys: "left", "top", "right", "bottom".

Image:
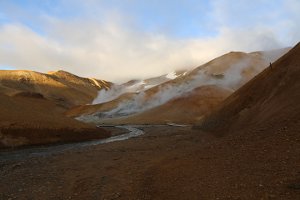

{"left": 0, "top": 43, "right": 299, "bottom": 200}
{"left": 1, "top": 1, "right": 300, "bottom": 199}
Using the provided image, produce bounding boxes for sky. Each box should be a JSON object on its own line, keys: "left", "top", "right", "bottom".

{"left": 0, "top": 0, "right": 299, "bottom": 82}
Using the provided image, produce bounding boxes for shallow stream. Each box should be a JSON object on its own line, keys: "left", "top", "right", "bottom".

{"left": 0, "top": 126, "right": 144, "bottom": 162}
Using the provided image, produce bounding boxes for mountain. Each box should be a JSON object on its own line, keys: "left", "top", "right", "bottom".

{"left": 66, "top": 70, "right": 188, "bottom": 119}
{"left": 159, "top": 48, "right": 290, "bottom": 92}
{"left": 0, "top": 70, "right": 111, "bottom": 148}
{"left": 199, "top": 44, "right": 300, "bottom": 134}
{"left": 0, "top": 70, "right": 111, "bottom": 108}
{"left": 138, "top": 43, "right": 300, "bottom": 200}
{"left": 71, "top": 48, "right": 289, "bottom": 124}
{"left": 0, "top": 93, "right": 109, "bottom": 148}
{"left": 92, "top": 70, "right": 187, "bottom": 104}
{"left": 100, "top": 85, "right": 231, "bottom": 124}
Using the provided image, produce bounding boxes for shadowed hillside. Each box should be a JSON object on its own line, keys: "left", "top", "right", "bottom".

{"left": 135, "top": 43, "right": 300, "bottom": 200}
{"left": 199, "top": 43, "right": 300, "bottom": 134}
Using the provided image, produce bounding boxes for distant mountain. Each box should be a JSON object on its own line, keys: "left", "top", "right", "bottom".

{"left": 0, "top": 70, "right": 111, "bottom": 108}
{"left": 0, "top": 70, "right": 111, "bottom": 148}
{"left": 72, "top": 48, "right": 290, "bottom": 124}
{"left": 102, "top": 85, "right": 231, "bottom": 124}
{"left": 92, "top": 70, "right": 187, "bottom": 104}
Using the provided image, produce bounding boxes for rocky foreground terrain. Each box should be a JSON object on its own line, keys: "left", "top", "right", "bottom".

{"left": 0, "top": 124, "right": 299, "bottom": 200}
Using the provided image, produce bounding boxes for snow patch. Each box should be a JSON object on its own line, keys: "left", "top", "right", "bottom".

{"left": 166, "top": 71, "right": 178, "bottom": 79}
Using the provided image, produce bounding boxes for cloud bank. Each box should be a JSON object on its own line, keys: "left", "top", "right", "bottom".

{"left": 0, "top": 0, "right": 299, "bottom": 82}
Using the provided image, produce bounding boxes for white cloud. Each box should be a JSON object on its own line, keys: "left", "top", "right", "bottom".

{"left": 0, "top": 0, "right": 299, "bottom": 82}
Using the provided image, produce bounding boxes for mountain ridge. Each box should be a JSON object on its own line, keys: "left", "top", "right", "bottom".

{"left": 198, "top": 43, "right": 300, "bottom": 134}
{"left": 0, "top": 69, "right": 111, "bottom": 108}
{"left": 72, "top": 48, "right": 290, "bottom": 124}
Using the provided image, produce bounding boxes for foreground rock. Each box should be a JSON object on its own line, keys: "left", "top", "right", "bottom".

{"left": 0, "top": 125, "right": 299, "bottom": 199}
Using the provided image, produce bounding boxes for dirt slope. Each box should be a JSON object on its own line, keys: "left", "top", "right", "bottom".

{"left": 0, "top": 70, "right": 111, "bottom": 108}
{"left": 66, "top": 92, "right": 136, "bottom": 117}
{"left": 106, "top": 85, "right": 231, "bottom": 124}
{"left": 68, "top": 48, "right": 288, "bottom": 123}
{"left": 199, "top": 43, "right": 300, "bottom": 134}
{"left": 142, "top": 43, "right": 300, "bottom": 199}
{"left": 0, "top": 69, "right": 111, "bottom": 148}
{"left": 91, "top": 70, "right": 187, "bottom": 106}
{"left": 0, "top": 93, "right": 109, "bottom": 148}
{"left": 146, "top": 48, "right": 290, "bottom": 96}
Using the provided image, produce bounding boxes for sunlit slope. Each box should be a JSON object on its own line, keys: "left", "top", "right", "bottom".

{"left": 71, "top": 48, "right": 289, "bottom": 124}
{"left": 0, "top": 70, "right": 111, "bottom": 108}
{"left": 104, "top": 85, "right": 231, "bottom": 124}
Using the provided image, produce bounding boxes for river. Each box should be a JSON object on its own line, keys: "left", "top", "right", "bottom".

{"left": 0, "top": 125, "right": 144, "bottom": 162}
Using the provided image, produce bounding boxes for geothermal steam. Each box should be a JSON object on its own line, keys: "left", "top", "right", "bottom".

{"left": 77, "top": 48, "right": 289, "bottom": 123}
{"left": 92, "top": 71, "right": 182, "bottom": 104}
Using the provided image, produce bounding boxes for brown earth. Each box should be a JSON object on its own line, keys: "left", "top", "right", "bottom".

{"left": 66, "top": 92, "right": 136, "bottom": 118}
{"left": 67, "top": 70, "right": 188, "bottom": 118}
{"left": 0, "top": 93, "right": 109, "bottom": 149}
{"left": 198, "top": 44, "right": 300, "bottom": 134}
{"left": 0, "top": 70, "right": 111, "bottom": 148}
{"left": 0, "top": 45, "right": 298, "bottom": 199}
{"left": 0, "top": 44, "right": 299, "bottom": 200}
{"left": 103, "top": 85, "right": 231, "bottom": 124}
{"left": 143, "top": 48, "right": 289, "bottom": 99}
{"left": 0, "top": 70, "right": 111, "bottom": 108}
{"left": 67, "top": 48, "right": 288, "bottom": 122}
{"left": 188, "top": 48, "right": 290, "bottom": 85}
{"left": 0, "top": 124, "right": 299, "bottom": 200}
